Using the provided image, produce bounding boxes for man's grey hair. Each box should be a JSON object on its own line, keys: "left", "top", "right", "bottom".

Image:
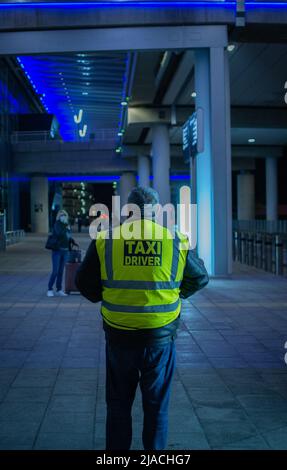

{"left": 127, "top": 186, "right": 159, "bottom": 217}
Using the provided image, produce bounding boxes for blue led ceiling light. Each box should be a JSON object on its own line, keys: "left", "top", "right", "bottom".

{"left": 245, "top": 1, "right": 287, "bottom": 6}
{"left": 0, "top": 2, "right": 238, "bottom": 8}
{"left": 2, "top": 1, "right": 287, "bottom": 8}
{"left": 170, "top": 174, "right": 190, "bottom": 180}
{"left": 117, "top": 53, "right": 137, "bottom": 153}
{"left": 16, "top": 57, "right": 49, "bottom": 112}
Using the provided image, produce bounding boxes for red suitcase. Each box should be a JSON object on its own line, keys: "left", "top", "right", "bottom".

{"left": 65, "top": 262, "right": 81, "bottom": 294}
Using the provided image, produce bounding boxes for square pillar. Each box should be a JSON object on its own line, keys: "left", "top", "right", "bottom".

{"left": 195, "top": 47, "right": 232, "bottom": 276}
{"left": 137, "top": 155, "right": 150, "bottom": 188}
{"left": 119, "top": 172, "right": 136, "bottom": 209}
{"left": 152, "top": 124, "right": 171, "bottom": 206}
{"left": 266, "top": 157, "right": 278, "bottom": 221}
{"left": 237, "top": 171, "right": 255, "bottom": 220}
{"left": 30, "top": 176, "right": 49, "bottom": 233}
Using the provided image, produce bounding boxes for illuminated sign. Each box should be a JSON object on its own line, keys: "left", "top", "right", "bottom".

{"left": 182, "top": 108, "right": 204, "bottom": 163}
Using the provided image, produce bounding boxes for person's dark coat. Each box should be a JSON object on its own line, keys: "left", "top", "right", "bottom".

{"left": 53, "top": 220, "right": 77, "bottom": 250}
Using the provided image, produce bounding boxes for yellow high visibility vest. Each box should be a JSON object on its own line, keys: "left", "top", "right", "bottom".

{"left": 96, "top": 218, "right": 188, "bottom": 330}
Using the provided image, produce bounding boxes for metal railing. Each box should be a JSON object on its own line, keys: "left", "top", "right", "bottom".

{"left": 233, "top": 220, "right": 287, "bottom": 234}
{"left": 11, "top": 129, "right": 118, "bottom": 144}
{"left": 233, "top": 231, "right": 287, "bottom": 276}
{"left": 11, "top": 131, "right": 53, "bottom": 143}
{"left": 5, "top": 230, "right": 25, "bottom": 247}
{"left": 0, "top": 214, "right": 5, "bottom": 251}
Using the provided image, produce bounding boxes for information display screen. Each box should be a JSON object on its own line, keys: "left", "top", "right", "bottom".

{"left": 182, "top": 108, "right": 204, "bottom": 164}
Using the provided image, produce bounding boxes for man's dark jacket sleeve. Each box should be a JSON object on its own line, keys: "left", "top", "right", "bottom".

{"left": 75, "top": 241, "right": 102, "bottom": 303}
{"left": 179, "top": 249, "right": 209, "bottom": 299}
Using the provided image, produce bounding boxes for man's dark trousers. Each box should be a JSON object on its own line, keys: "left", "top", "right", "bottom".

{"left": 105, "top": 337, "right": 176, "bottom": 450}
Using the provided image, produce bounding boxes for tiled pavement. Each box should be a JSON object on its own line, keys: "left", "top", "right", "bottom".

{"left": 0, "top": 234, "right": 287, "bottom": 450}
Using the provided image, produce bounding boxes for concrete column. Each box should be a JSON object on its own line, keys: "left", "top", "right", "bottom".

{"left": 119, "top": 172, "right": 136, "bottom": 208}
{"left": 30, "top": 176, "right": 49, "bottom": 233}
{"left": 190, "top": 157, "right": 197, "bottom": 205}
{"left": 151, "top": 124, "right": 170, "bottom": 205}
{"left": 237, "top": 172, "right": 255, "bottom": 220}
{"left": 7, "top": 175, "right": 20, "bottom": 231}
{"left": 266, "top": 157, "right": 278, "bottom": 221}
{"left": 137, "top": 155, "right": 150, "bottom": 187}
{"left": 195, "top": 47, "right": 232, "bottom": 276}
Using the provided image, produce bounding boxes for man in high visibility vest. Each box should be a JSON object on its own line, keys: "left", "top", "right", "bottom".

{"left": 76, "top": 186, "right": 208, "bottom": 450}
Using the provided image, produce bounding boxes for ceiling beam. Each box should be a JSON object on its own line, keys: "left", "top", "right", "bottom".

{"left": 162, "top": 51, "right": 195, "bottom": 106}
{"left": 0, "top": 26, "right": 228, "bottom": 55}
{"left": 124, "top": 144, "right": 285, "bottom": 159}
{"left": 0, "top": 7, "right": 235, "bottom": 33}
{"left": 128, "top": 105, "right": 287, "bottom": 129}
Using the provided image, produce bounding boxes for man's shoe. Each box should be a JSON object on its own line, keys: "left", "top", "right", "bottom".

{"left": 56, "top": 290, "right": 68, "bottom": 296}
{"left": 47, "top": 290, "right": 54, "bottom": 297}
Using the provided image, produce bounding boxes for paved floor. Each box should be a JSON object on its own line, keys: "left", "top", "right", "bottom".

{"left": 0, "top": 234, "right": 287, "bottom": 450}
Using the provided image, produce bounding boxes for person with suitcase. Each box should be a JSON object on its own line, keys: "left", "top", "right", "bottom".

{"left": 46, "top": 209, "right": 78, "bottom": 297}
{"left": 65, "top": 246, "right": 83, "bottom": 295}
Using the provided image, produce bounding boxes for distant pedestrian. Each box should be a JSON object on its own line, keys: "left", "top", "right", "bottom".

{"left": 47, "top": 210, "right": 78, "bottom": 297}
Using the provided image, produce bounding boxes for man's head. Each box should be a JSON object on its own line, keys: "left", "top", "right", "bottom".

{"left": 127, "top": 186, "right": 159, "bottom": 219}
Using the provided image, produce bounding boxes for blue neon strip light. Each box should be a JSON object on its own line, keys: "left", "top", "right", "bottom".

{"left": 48, "top": 175, "right": 121, "bottom": 181}
{"left": 246, "top": 2, "right": 287, "bottom": 5}
{"left": 47, "top": 174, "right": 190, "bottom": 181}
{"left": 170, "top": 175, "right": 190, "bottom": 180}
{"left": 0, "top": 1, "right": 237, "bottom": 7}
{"left": 135, "top": 175, "right": 190, "bottom": 181}
{"left": 0, "top": 1, "right": 286, "bottom": 9}
{"left": 245, "top": 2, "right": 287, "bottom": 6}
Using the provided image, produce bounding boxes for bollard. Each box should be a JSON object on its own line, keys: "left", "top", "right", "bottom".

{"left": 255, "top": 233, "right": 263, "bottom": 269}
{"left": 245, "top": 232, "right": 250, "bottom": 265}
{"left": 247, "top": 232, "right": 254, "bottom": 266}
{"left": 240, "top": 232, "right": 246, "bottom": 264}
{"left": 275, "top": 235, "right": 283, "bottom": 276}
{"left": 244, "top": 232, "right": 249, "bottom": 265}
{"left": 283, "top": 238, "right": 287, "bottom": 277}
{"left": 233, "top": 231, "right": 239, "bottom": 262}
{"left": 238, "top": 232, "right": 242, "bottom": 263}
{"left": 264, "top": 235, "right": 273, "bottom": 273}
{"left": 252, "top": 233, "right": 257, "bottom": 267}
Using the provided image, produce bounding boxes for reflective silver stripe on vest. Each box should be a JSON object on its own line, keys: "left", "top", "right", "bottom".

{"left": 102, "top": 280, "right": 181, "bottom": 290}
{"left": 102, "top": 298, "right": 180, "bottom": 313}
{"left": 105, "top": 234, "right": 113, "bottom": 280}
{"left": 170, "top": 232, "right": 181, "bottom": 281}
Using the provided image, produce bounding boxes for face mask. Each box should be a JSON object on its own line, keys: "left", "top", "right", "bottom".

{"left": 60, "top": 215, "right": 68, "bottom": 223}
